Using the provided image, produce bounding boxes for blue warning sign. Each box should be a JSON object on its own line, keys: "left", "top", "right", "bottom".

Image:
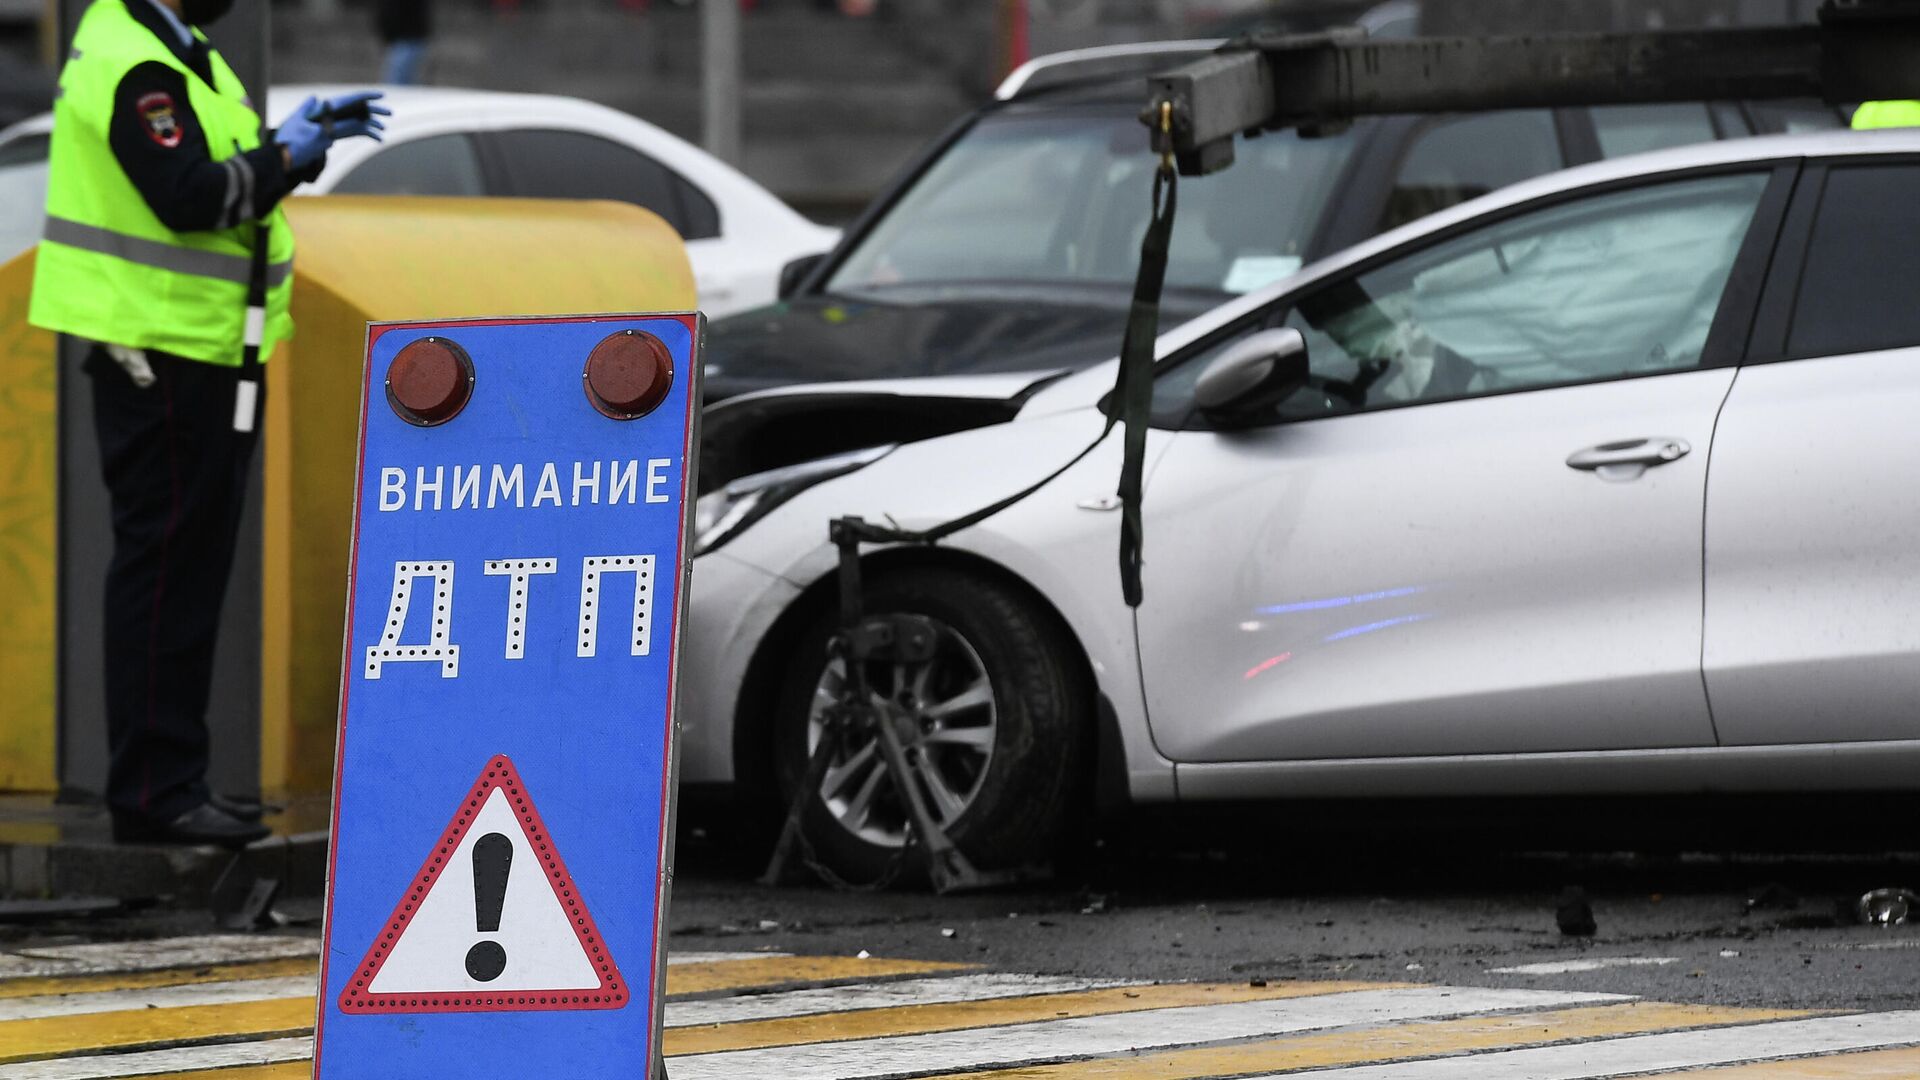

{"left": 314, "top": 314, "right": 700, "bottom": 1079}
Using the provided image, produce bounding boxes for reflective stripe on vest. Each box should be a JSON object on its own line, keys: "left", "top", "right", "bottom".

{"left": 43, "top": 215, "right": 294, "bottom": 288}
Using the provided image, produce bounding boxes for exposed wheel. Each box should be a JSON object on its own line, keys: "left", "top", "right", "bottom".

{"left": 772, "top": 567, "right": 1088, "bottom": 884}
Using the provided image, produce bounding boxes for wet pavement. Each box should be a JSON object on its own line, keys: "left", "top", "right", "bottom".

{"left": 5, "top": 798, "right": 1920, "bottom": 1076}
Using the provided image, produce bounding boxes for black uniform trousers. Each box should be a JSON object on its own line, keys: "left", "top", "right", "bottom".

{"left": 86, "top": 345, "right": 260, "bottom": 825}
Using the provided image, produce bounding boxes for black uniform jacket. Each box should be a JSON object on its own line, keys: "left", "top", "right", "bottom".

{"left": 106, "top": 0, "right": 320, "bottom": 233}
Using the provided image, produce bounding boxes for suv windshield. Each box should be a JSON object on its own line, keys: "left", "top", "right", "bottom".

{"left": 827, "top": 109, "right": 1358, "bottom": 301}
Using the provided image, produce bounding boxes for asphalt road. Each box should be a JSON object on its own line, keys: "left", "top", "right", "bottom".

{"left": 671, "top": 799, "right": 1920, "bottom": 1015}
{"left": 7, "top": 802, "right": 1920, "bottom": 1077}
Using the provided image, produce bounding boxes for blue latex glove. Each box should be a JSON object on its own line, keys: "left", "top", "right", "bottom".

{"left": 274, "top": 92, "right": 390, "bottom": 170}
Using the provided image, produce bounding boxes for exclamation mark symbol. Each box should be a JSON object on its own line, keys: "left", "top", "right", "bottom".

{"left": 465, "top": 832, "right": 511, "bottom": 982}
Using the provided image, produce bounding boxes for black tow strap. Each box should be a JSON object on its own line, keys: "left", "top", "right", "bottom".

{"left": 1113, "top": 155, "right": 1177, "bottom": 607}
{"left": 834, "top": 141, "right": 1179, "bottom": 609}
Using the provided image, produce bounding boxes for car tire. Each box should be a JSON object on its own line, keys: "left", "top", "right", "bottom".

{"left": 771, "top": 567, "right": 1088, "bottom": 885}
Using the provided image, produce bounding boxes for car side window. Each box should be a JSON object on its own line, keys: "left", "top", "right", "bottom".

{"left": 1591, "top": 104, "right": 1718, "bottom": 158}
{"left": 1747, "top": 102, "right": 1844, "bottom": 135}
{"left": 1381, "top": 110, "right": 1562, "bottom": 231}
{"left": 1274, "top": 173, "right": 1768, "bottom": 421}
{"left": 673, "top": 173, "right": 721, "bottom": 241}
{"left": 331, "top": 133, "right": 486, "bottom": 197}
{"left": 1785, "top": 164, "right": 1920, "bottom": 359}
{"left": 489, "top": 129, "right": 717, "bottom": 241}
{"left": 0, "top": 132, "right": 48, "bottom": 167}
{"left": 1155, "top": 173, "right": 1770, "bottom": 427}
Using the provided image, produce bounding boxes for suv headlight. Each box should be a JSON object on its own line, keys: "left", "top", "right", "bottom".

{"left": 693, "top": 444, "right": 896, "bottom": 556}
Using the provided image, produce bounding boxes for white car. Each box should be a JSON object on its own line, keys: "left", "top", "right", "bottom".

{"left": 684, "top": 127, "right": 1920, "bottom": 880}
{"left": 0, "top": 85, "right": 836, "bottom": 317}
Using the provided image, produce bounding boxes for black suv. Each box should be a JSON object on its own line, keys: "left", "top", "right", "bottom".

{"left": 703, "top": 40, "right": 1839, "bottom": 403}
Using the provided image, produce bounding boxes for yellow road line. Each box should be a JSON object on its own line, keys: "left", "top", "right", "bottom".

{"left": 129, "top": 1060, "right": 309, "bottom": 1068}
{"left": 0, "top": 954, "right": 938, "bottom": 1003}
{"left": 665, "top": 955, "right": 973, "bottom": 996}
{"left": 120, "top": 1070, "right": 308, "bottom": 1080}
{"left": 0, "top": 956, "right": 970, "bottom": 1067}
{"left": 0, "top": 958, "right": 316, "bottom": 1001}
{"left": 665, "top": 980, "right": 1387, "bottom": 1056}
{"left": 940, "top": 1001, "right": 1813, "bottom": 1079}
{"left": 0, "top": 953, "right": 921, "bottom": 1003}
{"left": 0, "top": 997, "right": 315, "bottom": 1064}
{"left": 1650, "top": 1044, "right": 1920, "bottom": 1076}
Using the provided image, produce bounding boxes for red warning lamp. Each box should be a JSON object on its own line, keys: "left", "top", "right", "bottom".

{"left": 583, "top": 330, "right": 673, "bottom": 420}
{"left": 386, "top": 337, "right": 475, "bottom": 427}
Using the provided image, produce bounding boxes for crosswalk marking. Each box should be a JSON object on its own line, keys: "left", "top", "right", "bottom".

{"left": 119, "top": 1070, "right": 302, "bottom": 1080}
{"left": 0, "top": 974, "right": 1115, "bottom": 1032}
{"left": 0, "top": 959, "right": 316, "bottom": 1002}
{"left": 664, "top": 980, "right": 1386, "bottom": 1057}
{"left": 1491, "top": 957, "right": 1680, "bottom": 975}
{"left": 0, "top": 998, "right": 314, "bottom": 1065}
{"left": 0, "top": 977, "right": 314, "bottom": 1022}
{"left": 128, "top": 1071, "right": 302, "bottom": 1080}
{"left": 664, "top": 954, "right": 971, "bottom": 995}
{"left": 664, "top": 986, "right": 1627, "bottom": 1080}
{"left": 22, "top": 951, "right": 977, "bottom": 1005}
{"left": 113, "top": 1072, "right": 302, "bottom": 1080}
{"left": 1658, "top": 1045, "right": 1920, "bottom": 1076}
{"left": 664, "top": 973, "right": 1129, "bottom": 1027}
{"left": 666, "top": 950, "right": 791, "bottom": 965}
{"left": 1256, "top": 1011, "right": 1920, "bottom": 1078}
{"left": 0, "top": 938, "right": 316, "bottom": 979}
{"left": 0, "top": 942, "right": 751, "bottom": 1006}
{"left": 2, "top": 938, "right": 1915, "bottom": 1080}
{"left": 0, "top": 1036, "right": 312, "bottom": 1080}
{"left": 938, "top": 1002, "right": 1814, "bottom": 1080}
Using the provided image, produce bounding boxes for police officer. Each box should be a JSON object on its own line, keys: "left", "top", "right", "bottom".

{"left": 28, "top": 0, "right": 386, "bottom": 846}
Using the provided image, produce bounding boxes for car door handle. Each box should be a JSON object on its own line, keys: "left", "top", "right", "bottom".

{"left": 1566, "top": 437, "right": 1691, "bottom": 481}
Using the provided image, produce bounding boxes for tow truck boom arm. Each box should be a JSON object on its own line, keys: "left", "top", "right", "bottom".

{"left": 1149, "top": 0, "right": 1920, "bottom": 175}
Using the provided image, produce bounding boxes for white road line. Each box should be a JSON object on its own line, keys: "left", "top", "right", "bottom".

{"left": 0, "top": 936, "right": 318, "bottom": 979}
{"left": 665, "top": 986, "right": 1627, "bottom": 1080}
{"left": 666, "top": 951, "right": 793, "bottom": 965}
{"left": 1261, "top": 1011, "right": 1920, "bottom": 1079}
{"left": 1490, "top": 957, "right": 1680, "bottom": 975}
{"left": 0, "top": 940, "right": 769, "bottom": 982}
{"left": 0, "top": 976, "right": 315, "bottom": 1021}
{"left": 0, "top": 1036, "right": 313, "bottom": 1080}
{"left": 665, "top": 973, "right": 1131, "bottom": 1028}
{"left": 0, "top": 969, "right": 1101, "bottom": 1029}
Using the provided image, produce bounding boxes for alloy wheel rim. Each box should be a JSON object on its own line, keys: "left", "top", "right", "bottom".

{"left": 804, "top": 617, "right": 997, "bottom": 848}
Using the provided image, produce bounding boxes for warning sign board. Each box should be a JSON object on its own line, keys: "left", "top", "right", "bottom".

{"left": 315, "top": 315, "right": 699, "bottom": 1078}
{"left": 337, "top": 755, "right": 625, "bottom": 1012}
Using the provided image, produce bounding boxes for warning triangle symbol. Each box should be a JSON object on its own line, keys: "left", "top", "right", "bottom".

{"left": 338, "top": 755, "right": 628, "bottom": 1013}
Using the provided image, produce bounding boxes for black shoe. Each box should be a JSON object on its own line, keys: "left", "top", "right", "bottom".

{"left": 208, "top": 792, "right": 272, "bottom": 823}
{"left": 113, "top": 803, "right": 270, "bottom": 848}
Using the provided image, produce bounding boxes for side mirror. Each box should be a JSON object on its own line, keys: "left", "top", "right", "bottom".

{"left": 777, "top": 252, "right": 829, "bottom": 300}
{"left": 1193, "top": 327, "right": 1310, "bottom": 424}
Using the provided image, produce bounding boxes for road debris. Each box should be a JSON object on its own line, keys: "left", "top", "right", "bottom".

{"left": 1856, "top": 888, "right": 1919, "bottom": 927}
{"left": 1556, "top": 887, "right": 1597, "bottom": 937}
{"left": 1745, "top": 883, "right": 1800, "bottom": 913}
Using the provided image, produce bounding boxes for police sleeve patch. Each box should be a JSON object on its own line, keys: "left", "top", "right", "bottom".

{"left": 135, "top": 91, "right": 182, "bottom": 148}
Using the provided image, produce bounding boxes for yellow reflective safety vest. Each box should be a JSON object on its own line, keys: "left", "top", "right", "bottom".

{"left": 1853, "top": 100, "right": 1920, "bottom": 130}
{"left": 29, "top": 0, "right": 293, "bottom": 366}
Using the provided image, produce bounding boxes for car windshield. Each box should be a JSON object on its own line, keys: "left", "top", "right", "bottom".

{"left": 826, "top": 109, "right": 1358, "bottom": 301}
